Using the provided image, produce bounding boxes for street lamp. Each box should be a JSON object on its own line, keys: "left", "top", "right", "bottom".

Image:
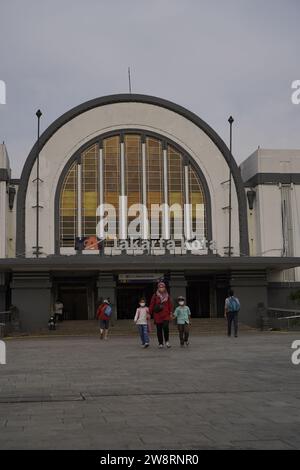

{"left": 228, "top": 115, "right": 234, "bottom": 257}
{"left": 34, "top": 109, "right": 42, "bottom": 258}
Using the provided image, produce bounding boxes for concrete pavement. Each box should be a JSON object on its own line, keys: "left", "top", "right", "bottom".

{"left": 0, "top": 331, "right": 300, "bottom": 449}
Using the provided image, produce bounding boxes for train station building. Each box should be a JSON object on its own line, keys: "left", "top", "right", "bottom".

{"left": 0, "top": 94, "right": 300, "bottom": 331}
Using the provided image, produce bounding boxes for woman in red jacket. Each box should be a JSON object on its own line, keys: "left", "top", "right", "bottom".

{"left": 149, "top": 281, "right": 172, "bottom": 348}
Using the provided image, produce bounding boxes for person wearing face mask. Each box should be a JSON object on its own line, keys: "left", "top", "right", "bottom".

{"left": 173, "top": 296, "right": 191, "bottom": 347}
{"left": 149, "top": 280, "right": 172, "bottom": 349}
{"left": 134, "top": 297, "right": 151, "bottom": 348}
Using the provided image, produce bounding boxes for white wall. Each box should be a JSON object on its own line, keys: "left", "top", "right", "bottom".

{"left": 245, "top": 183, "right": 284, "bottom": 256}
{"left": 0, "top": 181, "right": 7, "bottom": 258}
{"left": 241, "top": 149, "right": 300, "bottom": 179}
{"left": 256, "top": 185, "right": 283, "bottom": 257}
{"left": 241, "top": 149, "right": 300, "bottom": 282}
{"left": 24, "top": 101, "right": 241, "bottom": 258}
{"left": 292, "top": 185, "right": 300, "bottom": 281}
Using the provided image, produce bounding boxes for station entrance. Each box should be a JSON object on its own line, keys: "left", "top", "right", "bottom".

{"left": 51, "top": 272, "right": 229, "bottom": 322}
{"left": 116, "top": 280, "right": 156, "bottom": 319}
{"left": 58, "top": 286, "right": 88, "bottom": 320}
{"left": 53, "top": 276, "right": 96, "bottom": 321}
{"left": 116, "top": 275, "right": 215, "bottom": 319}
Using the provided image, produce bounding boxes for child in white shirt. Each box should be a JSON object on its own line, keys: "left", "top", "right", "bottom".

{"left": 134, "top": 298, "right": 151, "bottom": 348}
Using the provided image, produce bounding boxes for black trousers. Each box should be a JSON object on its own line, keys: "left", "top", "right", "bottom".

{"left": 156, "top": 321, "right": 169, "bottom": 344}
{"left": 177, "top": 323, "right": 189, "bottom": 345}
{"left": 227, "top": 312, "right": 238, "bottom": 336}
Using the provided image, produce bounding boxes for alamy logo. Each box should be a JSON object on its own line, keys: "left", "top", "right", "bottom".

{"left": 291, "top": 340, "right": 300, "bottom": 365}
{"left": 0, "top": 340, "right": 6, "bottom": 365}
{"left": 291, "top": 80, "right": 300, "bottom": 104}
{"left": 0, "top": 80, "right": 6, "bottom": 104}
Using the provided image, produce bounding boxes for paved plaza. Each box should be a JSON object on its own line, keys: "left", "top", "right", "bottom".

{"left": 0, "top": 331, "right": 300, "bottom": 450}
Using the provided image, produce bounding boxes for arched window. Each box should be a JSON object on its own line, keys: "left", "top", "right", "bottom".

{"left": 59, "top": 132, "right": 208, "bottom": 250}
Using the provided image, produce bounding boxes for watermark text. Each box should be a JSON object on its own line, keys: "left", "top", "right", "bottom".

{"left": 0, "top": 340, "right": 6, "bottom": 365}
{"left": 291, "top": 340, "right": 300, "bottom": 365}
{"left": 0, "top": 80, "right": 6, "bottom": 104}
{"left": 291, "top": 80, "right": 300, "bottom": 104}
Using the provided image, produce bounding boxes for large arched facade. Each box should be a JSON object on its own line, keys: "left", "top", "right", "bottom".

{"left": 16, "top": 94, "right": 249, "bottom": 258}
{"left": 9, "top": 93, "right": 254, "bottom": 326}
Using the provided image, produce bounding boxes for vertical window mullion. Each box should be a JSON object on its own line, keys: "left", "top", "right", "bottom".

{"left": 163, "top": 144, "right": 169, "bottom": 239}
{"left": 142, "top": 139, "right": 148, "bottom": 239}
{"left": 142, "top": 140, "right": 147, "bottom": 207}
{"left": 99, "top": 144, "right": 104, "bottom": 208}
{"left": 77, "top": 158, "right": 82, "bottom": 239}
{"left": 120, "top": 138, "right": 127, "bottom": 239}
{"left": 184, "top": 165, "right": 191, "bottom": 240}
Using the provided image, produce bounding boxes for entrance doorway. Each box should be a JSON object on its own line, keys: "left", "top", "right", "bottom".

{"left": 186, "top": 281, "right": 210, "bottom": 318}
{"left": 117, "top": 282, "right": 156, "bottom": 319}
{"left": 58, "top": 286, "right": 88, "bottom": 320}
{"left": 53, "top": 275, "right": 96, "bottom": 321}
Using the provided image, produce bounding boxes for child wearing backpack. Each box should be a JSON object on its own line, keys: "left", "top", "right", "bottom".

{"left": 224, "top": 289, "right": 240, "bottom": 338}
{"left": 96, "top": 299, "right": 112, "bottom": 340}
{"left": 134, "top": 297, "right": 151, "bottom": 348}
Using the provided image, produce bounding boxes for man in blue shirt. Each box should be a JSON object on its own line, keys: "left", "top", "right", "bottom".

{"left": 224, "top": 289, "right": 240, "bottom": 338}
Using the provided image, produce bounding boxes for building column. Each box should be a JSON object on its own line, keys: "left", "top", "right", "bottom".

{"left": 209, "top": 278, "right": 217, "bottom": 317}
{"left": 10, "top": 272, "right": 52, "bottom": 332}
{"left": 0, "top": 179, "right": 7, "bottom": 258}
{"left": 169, "top": 272, "right": 187, "bottom": 308}
{"left": 214, "top": 273, "right": 230, "bottom": 317}
{"left": 96, "top": 273, "right": 117, "bottom": 321}
{"left": 0, "top": 272, "right": 7, "bottom": 312}
{"left": 229, "top": 269, "right": 268, "bottom": 327}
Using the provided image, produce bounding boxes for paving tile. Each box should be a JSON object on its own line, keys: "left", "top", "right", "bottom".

{"left": 1, "top": 333, "right": 300, "bottom": 449}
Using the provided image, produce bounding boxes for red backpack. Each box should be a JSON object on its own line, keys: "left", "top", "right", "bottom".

{"left": 97, "top": 304, "right": 107, "bottom": 320}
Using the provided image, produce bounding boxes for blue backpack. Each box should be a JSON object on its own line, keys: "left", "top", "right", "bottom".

{"left": 104, "top": 305, "right": 112, "bottom": 317}
{"left": 228, "top": 296, "right": 240, "bottom": 313}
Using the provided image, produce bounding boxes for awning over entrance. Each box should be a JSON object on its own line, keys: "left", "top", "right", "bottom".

{"left": 0, "top": 254, "right": 299, "bottom": 273}
{"left": 2, "top": 254, "right": 299, "bottom": 331}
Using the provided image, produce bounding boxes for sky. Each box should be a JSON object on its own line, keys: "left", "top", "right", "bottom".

{"left": 0, "top": 0, "right": 300, "bottom": 177}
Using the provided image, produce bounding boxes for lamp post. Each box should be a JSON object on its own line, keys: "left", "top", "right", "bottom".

{"left": 35, "top": 109, "right": 42, "bottom": 258}
{"left": 228, "top": 116, "right": 234, "bottom": 257}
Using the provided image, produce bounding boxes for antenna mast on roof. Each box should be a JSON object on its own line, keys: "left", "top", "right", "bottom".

{"left": 128, "top": 67, "right": 132, "bottom": 94}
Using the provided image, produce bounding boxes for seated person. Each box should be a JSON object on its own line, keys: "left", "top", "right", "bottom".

{"left": 48, "top": 315, "right": 56, "bottom": 331}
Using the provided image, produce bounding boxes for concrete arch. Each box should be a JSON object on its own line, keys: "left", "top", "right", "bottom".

{"left": 16, "top": 94, "right": 249, "bottom": 256}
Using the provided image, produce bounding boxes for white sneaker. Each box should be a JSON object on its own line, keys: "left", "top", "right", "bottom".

{"left": 166, "top": 342, "right": 171, "bottom": 348}
{"left": 159, "top": 344, "right": 163, "bottom": 349}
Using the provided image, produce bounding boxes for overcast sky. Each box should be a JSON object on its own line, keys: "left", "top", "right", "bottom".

{"left": 0, "top": 0, "right": 299, "bottom": 177}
